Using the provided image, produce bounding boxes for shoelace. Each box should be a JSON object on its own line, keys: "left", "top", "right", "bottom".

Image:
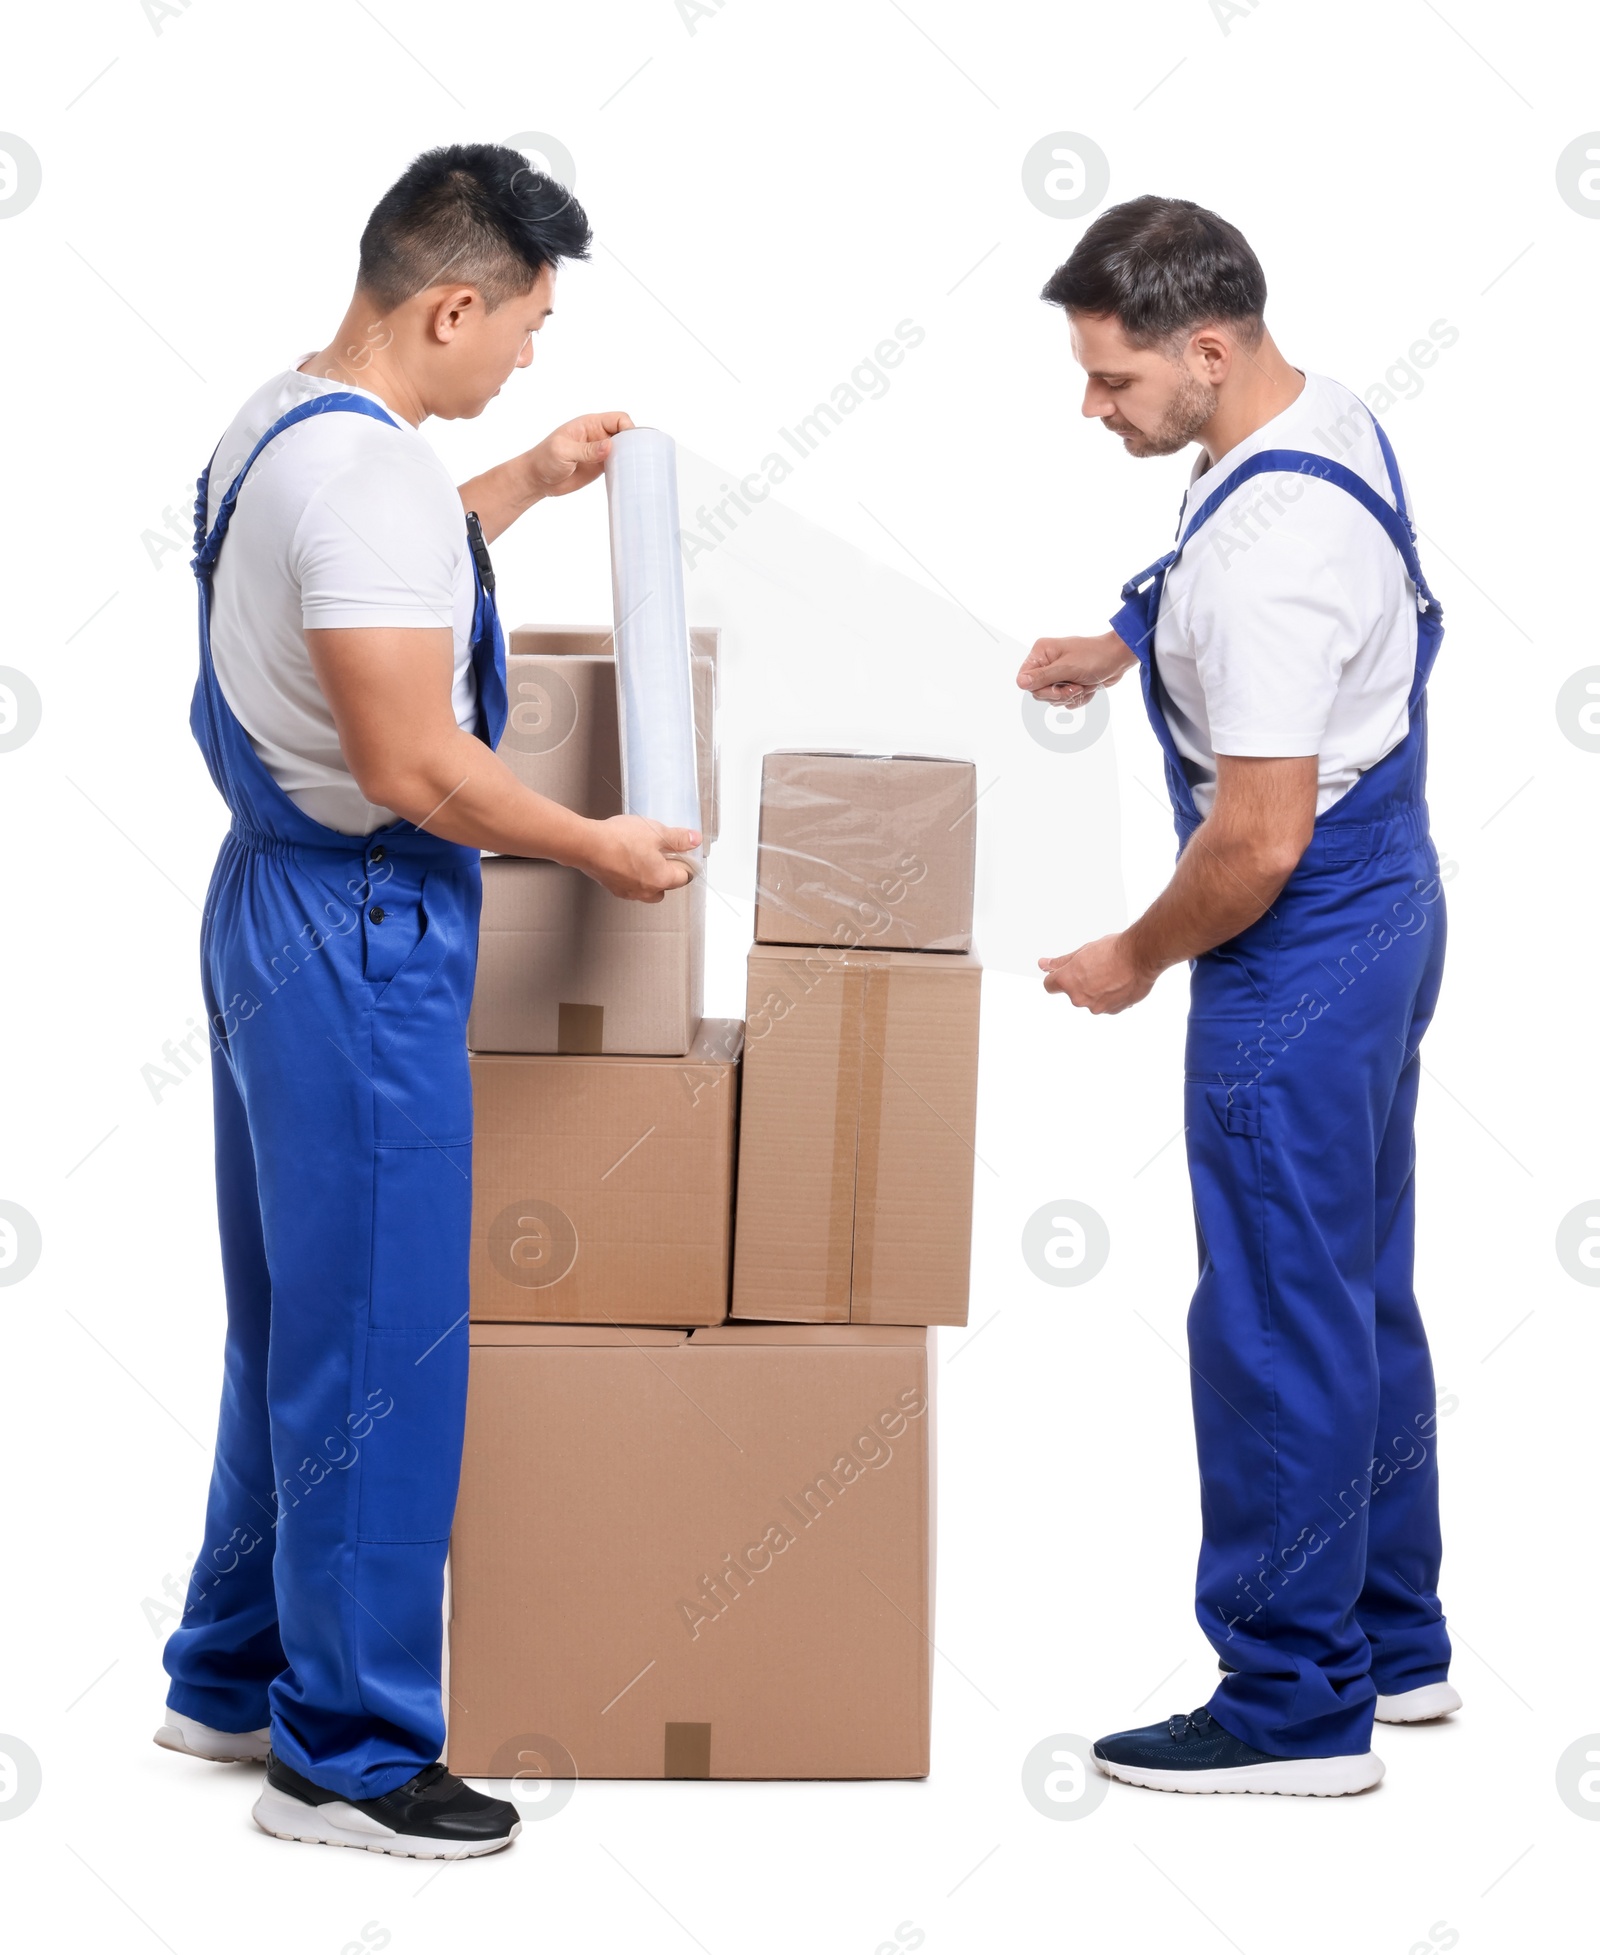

{"left": 1165, "top": 1707, "right": 1217, "bottom": 1743}
{"left": 394, "top": 1761, "right": 451, "bottom": 1799}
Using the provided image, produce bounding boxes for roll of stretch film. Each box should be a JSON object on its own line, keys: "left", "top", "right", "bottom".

{"left": 604, "top": 428, "right": 703, "bottom": 847}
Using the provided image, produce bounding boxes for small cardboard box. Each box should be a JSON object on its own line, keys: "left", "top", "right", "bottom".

{"left": 733, "top": 944, "right": 980, "bottom": 1325}
{"left": 446, "top": 1322, "right": 933, "bottom": 1780}
{"left": 469, "top": 857, "right": 704, "bottom": 1057}
{"left": 503, "top": 625, "right": 719, "bottom": 843}
{"left": 469, "top": 1020, "right": 742, "bottom": 1326}
{"left": 754, "top": 751, "right": 977, "bottom": 952}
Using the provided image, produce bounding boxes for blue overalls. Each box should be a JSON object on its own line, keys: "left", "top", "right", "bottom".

{"left": 1109, "top": 414, "right": 1451, "bottom": 1759}
{"left": 162, "top": 393, "right": 507, "bottom": 1799}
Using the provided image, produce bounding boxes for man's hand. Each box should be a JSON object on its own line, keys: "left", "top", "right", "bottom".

{"left": 576, "top": 814, "right": 700, "bottom": 903}
{"left": 1039, "top": 933, "right": 1158, "bottom": 1014}
{"left": 1038, "top": 756, "right": 1317, "bottom": 1017}
{"left": 458, "top": 411, "right": 635, "bottom": 540}
{"left": 1017, "top": 629, "right": 1136, "bottom": 708}
{"left": 524, "top": 411, "right": 636, "bottom": 499}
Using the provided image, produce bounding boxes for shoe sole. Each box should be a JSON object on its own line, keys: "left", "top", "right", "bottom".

{"left": 252, "top": 1785, "right": 518, "bottom": 1858}
{"left": 1375, "top": 1682, "right": 1461, "bottom": 1725}
{"left": 1093, "top": 1752, "right": 1384, "bottom": 1796}
{"left": 153, "top": 1725, "right": 271, "bottom": 1765}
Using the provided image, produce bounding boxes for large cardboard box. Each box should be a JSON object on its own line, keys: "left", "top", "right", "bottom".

{"left": 755, "top": 751, "right": 976, "bottom": 952}
{"left": 469, "top": 857, "right": 704, "bottom": 1057}
{"left": 447, "top": 1323, "right": 933, "bottom": 1780}
{"left": 733, "top": 944, "right": 980, "bottom": 1325}
{"left": 469, "top": 1020, "right": 741, "bottom": 1326}
{"left": 499, "top": 644, "right": 719, "bottom": 844}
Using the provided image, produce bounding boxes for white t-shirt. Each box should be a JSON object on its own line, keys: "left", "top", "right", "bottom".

{"left": 205, "top": 360, "right": 478, "bottom": 835}
{"left": 1152, "top": 371, "right": 1418, "bottom": 818}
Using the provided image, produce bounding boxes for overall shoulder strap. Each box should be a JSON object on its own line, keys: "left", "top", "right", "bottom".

{"left": 1365, "top": 409, "right": 1409, "bottom": 524}
{"left": 1119, "top": 548, "right": 1178, "bottom": 602}
{"left": 1176, "top": 447, "right": 1441, "bottom": 620}
{"left": 193, "top": 391, "right": 402, "bottom": 573}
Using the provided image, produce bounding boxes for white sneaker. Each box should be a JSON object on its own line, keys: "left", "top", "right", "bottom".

{"left": 154, "top": 1710, "right": 271, "bottom": 1763}
{"left": 1375, "top": 1681, "right": 1460, "bottom": 1724}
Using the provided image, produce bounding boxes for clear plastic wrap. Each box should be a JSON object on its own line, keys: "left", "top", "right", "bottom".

{"left": 603, "top": 429, "right": 704, "bottom": 846}
{"left": 753, "top": 750, "right": 977, "bottom": 952}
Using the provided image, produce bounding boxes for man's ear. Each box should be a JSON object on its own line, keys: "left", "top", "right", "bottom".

{"left": 1188, "top": 326, "right": 1234, "bottom": 386}
{"left": 430, "top": 286, "right": 482, "bottom": 342}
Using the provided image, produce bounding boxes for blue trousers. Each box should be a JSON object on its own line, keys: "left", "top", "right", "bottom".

{"left": 1188, "top": 823, "right": 1451, "bottom": 1758}
{"left": 163, "top": 829, "right": 480, "bottom": 1799}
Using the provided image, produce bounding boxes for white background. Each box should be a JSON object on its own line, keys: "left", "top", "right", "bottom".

{"left": 2, "top": 1, "right": 1597, "bottom": 1949}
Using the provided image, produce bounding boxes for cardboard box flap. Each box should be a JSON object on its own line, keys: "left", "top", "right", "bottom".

{"left": 507, "top": 624, "right": 612, "bottom": 657}
{"left": 747, "top": 943, "right": 983, "bottom": 977}
{"left": 469, "top": 1324, "right": 690, "bottom": 1348}
{"left": 687, "top": 1016, "right": 744, "bottom": 1065}
{"left": 688, "top": 1324, "right": 929, "bottom": 1347}
{"left": 510, "top": 622, "right": 720, "bottom": 671}
{"left": 471, "top": 1018, "right": 743, "bottom": 1085}
{"left": 764, "top": 749, "right": 973, "bottom": 765}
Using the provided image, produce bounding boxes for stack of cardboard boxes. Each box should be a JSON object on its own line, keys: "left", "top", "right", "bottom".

{"left": 734, "top": 751, "right": 983, "bottom": 1327}
{"left": 466, "top": 625, "right": 736, "bottom": 1329}
{"left": 449, "top": 635, "right": 980, "bottom": 1785}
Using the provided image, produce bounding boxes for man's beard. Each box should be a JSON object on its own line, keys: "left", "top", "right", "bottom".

{"left": 1110, "top": 369, "right": 1216, "bottom": 457}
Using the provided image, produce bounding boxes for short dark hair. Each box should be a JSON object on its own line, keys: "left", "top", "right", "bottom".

{"left": 1040, "top": 196, "right": 1267, "bottom": 348}
{"left": 358, "top": 143, "right": 592, "bottom": 311}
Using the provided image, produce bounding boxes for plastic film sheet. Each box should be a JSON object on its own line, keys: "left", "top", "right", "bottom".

{"left": 754, "top": 751, "right": 977, "bottom": 953}
{"left": 669, "top": 449, "right": 1125, "bottom": 982}
{"left": 604, "top": 429, "right": 703, "bottom": 843}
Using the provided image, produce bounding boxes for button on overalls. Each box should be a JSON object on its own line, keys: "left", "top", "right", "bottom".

{"left": 1109, "top": 413, "right": 1451, "bottom": 1758}
{"left": 162, "top": 392, "right": 507, "bottom": 1799}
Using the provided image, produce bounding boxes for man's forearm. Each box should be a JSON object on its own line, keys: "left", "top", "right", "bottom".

{"left": 1125, "top": 818, "right": 1299, "bottom": 976}
{"left": 457, "top": 457, "right": 544, "bottom": 544}
{"left": 366, "top": 730, "right": 596, "bottom": 863}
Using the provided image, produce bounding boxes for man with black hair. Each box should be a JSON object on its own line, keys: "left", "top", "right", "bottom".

{"left": 155, "top": 144, "right": 696, "bottom": 1856}
{"left": 1021, "top": 196, "right": 1455, "bottom": 1796}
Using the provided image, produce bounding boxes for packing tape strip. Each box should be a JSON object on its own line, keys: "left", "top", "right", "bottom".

{"left": 849, "top": 958, "right": 892, "bottom": 1320}
{"left": 663, "top": 1721, "right": 712, "bottom": 1778}
{"left": 557, "top": 1002, "right": 604, "bottom": 1054}
{"left": 822, "top": 958, "right": 863, "bottom": 1322}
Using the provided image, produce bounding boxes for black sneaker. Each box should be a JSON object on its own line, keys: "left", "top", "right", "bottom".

{"left": 1092, "top": 1706, "right": 1383, "bottom": 1797}
{"left": 252, "top": 1752, "right": 521, "bottom": 1857}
